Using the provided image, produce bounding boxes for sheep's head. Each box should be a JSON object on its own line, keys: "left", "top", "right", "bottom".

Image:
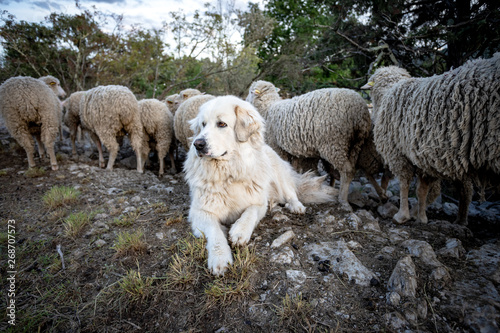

{"left": 246, "top": 80, "right": 280, "bottom": 105}
{"left": 39, "top": 75, "right": 67, "bottom": 99}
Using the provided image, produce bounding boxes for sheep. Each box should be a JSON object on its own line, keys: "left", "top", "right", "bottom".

{"left": 79, "top": 85, "right": 144, "bottom": 172}
{"left": 0, "top": 75, "right": 66, "bottom": 170}
{"left": 138, "top": 98, "right": 176, "bottom": 176}
{"left": 174, "top": 94, "right": 215, "bottom": 151}
{"left": 164, "top": 94, "right": 180, "bottom": 114}
{"left": 62, "top": 91, "right": 85, "bottom": 156}
{"left": 246, "top": 80, "right": 372, "bottom": 209}
{"left": 363, "top": 53, "right": 500, "bottom": 225}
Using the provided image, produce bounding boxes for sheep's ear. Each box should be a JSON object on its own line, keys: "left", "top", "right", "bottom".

{"left": 360, "top": 81, "right": 374, "bottom": 90}
{"left": 234, "top": 105, "right": 261, "bottom": 142}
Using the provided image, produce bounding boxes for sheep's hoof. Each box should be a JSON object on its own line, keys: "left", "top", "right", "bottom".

{"left": 51, "top": 164, "right": 59, "bottom": 171}
{"left": 393, "top": 211, "right": 410, "bottom": 224}
{"left": 339, "top": 201, "right": 353, "bottom": 212}
{"left": 415, "top": 216, "right": 428, "bottom": 224}
{"left": 454, "top": 217, "right": 468, "bottom": 226}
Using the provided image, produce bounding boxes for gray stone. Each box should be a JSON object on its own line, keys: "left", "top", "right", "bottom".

{"left": 270, "top": 246, "right": 295, "bottom": 264}
{"left": 402, "top": 239, "right": 443, "bottom": 268}
{"left": 271, "top": 230, "right": 295, "bottom": 248}
{"left": 304, "top": 240, "right": 377, "bottom": 286}
{"left": 377, "top": 202, "right": 399, "bottom": 219}
{"left": 286, "top": 270, "right": 307, "bottom": 285}
{"left": 387, "top": 255, "right": 417, "bottom": 298}
{"left": 437, "top": 238, "right": 465, "bottom": 259}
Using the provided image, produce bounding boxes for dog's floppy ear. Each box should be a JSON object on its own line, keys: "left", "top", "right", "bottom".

{"left": 234, "top": 105, "right": 262, "bottom": 142}
{"left": 189, "top": 116, "right": 202, "bottom": 136}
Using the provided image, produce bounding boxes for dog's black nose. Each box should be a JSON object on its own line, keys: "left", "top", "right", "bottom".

{"left": 193, "top": 138, "right": 207, "bottom": 151}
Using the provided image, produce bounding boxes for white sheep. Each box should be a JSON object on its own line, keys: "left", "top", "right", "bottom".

{"left": 138, "top": 99, "right": 176, "bottom": 176}
{"left": 247, "top": 80, "right": 371, "bottom": 209}
{"left": 363, "top": 53, "right": 500, "bottom": 225}
{"left": 164, "top": 93, "right": 180, "bottom": 114}
{"left": 0, "top": 75, "right": 66, "bottom": 170}
{"left": 79, "top": 85, "right": 144, "bottom": 172}
{"left": 174, "top": 94, "right": 215, "bottom": 151}
{"left": 62, "top": 91, "right": 85, "bottom": 156}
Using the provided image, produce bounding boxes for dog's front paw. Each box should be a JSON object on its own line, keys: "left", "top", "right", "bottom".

{"left": 229, "top": 222, "right": 253, "bottom": 246}
{"left": 285, "top": 200, "right": 306, "bottom": 214}
{"left": 208, "top": 242, "right": 233, "bottom": 276}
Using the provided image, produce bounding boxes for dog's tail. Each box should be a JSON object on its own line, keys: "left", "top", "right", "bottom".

{"left": 295, "top": 171, "right": 337, "bottom": 204}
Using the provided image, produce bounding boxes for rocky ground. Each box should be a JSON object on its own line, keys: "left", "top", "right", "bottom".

{"left": 1, "top": 124, "right": 500, "bottom": 333}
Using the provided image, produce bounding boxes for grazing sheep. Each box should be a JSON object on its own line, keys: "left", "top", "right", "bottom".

{"left": 164, "top": 93, "right": 180, "bottom": 114}
{"left": 174, "top": 94, "right": 215, "bottom": 151}
{"left": 79, "top": 85, "right": 144, "bottom": 172}
{"left": 62, "top": 91, "right": 85, "bottom": 156}
{"left": 138, "top": 99, "right": 176, "bottom": 176}
{"left": 247, "top": 80, "right": 371, "bottom": 209}
{"left": 363, "top": 53, "right": 500, "bottom": 225}
{"left": 0, "top": 75, "right": 66, "bottom": 170}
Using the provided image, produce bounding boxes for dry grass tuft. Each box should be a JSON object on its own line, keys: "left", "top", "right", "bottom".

{"left": 275, "top": 293, "right": 313, "bottom": 328}
{"left": 63, "top": 211, "right": 94, "bottom": 238}
{"left": 112, "top": 230, "right": 147, "bottom": 256}
{"left": 25, "top": 167, "right": 46, "bottom": 178}
{"left": 117, "top": 269, "right": 153, "bottom": 302}
{"left": 42, "top": 185, "right": 80, "bottom": 209}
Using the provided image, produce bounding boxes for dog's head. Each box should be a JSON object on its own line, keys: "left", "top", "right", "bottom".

{"left": 189, "top": 95, "right": 264, "bottom": 159}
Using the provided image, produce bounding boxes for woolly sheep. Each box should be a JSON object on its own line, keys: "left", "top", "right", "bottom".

{"left": 363, "top": 53, "right": 500, "bottom": 225}
{"left": 0, "top": 75, "right": 66, "bottom": 170}
{"left": 138, "top": 99, "right": 176, "bottom": 176}
{"left": 246, "top": 80, "right": 371, "bottom": 209}
{"left": 164, "top": 93, "right": 180, "bottom": 114}
{"left": 174, "top": 94, "right": 215, "bottom": 151}
{"left": 62, "top": 91, "right": 85, "bottom": 156}
{"left": 79, "top": 85, "right": 144, "bottom": 172}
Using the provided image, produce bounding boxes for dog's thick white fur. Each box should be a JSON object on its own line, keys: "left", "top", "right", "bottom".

{"left": 184, "top": 95, "right": 334, "bottom": 275}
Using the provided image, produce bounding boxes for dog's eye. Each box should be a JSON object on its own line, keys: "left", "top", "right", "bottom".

{"left": 217, "top": 121, "right": 227, "bottom": 128}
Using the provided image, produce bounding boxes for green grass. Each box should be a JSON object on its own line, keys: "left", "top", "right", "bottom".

{"left": 117, "top": 269, "right": 153, "bottom": 302}
{"left": 275, "top": 293, "right": 313, "bottom": 328}
{"left": 0, "top": 169, "right": 7, "bottom": 176}
{"left": 112, "top": 230, "right": 147, "bottom": 256}
{"left": 42, "top": 186, "right": 80, "bottom": 209}
{"left": 112, "top": 210, "right": 139, "bottom": 227}
{"left": 25, "top": 166, "right": 46, "bottom": 178}
{"left": 63, "top": 211, "right": 95, "bottom": 238}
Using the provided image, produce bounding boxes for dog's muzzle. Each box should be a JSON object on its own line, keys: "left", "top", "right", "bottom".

{"left": 194, "top": 138, "right": 208, "bottom": 154}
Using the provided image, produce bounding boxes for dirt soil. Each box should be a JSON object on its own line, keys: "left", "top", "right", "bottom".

{"left": 1, "top": 130, "right": 499, "bottom": 333}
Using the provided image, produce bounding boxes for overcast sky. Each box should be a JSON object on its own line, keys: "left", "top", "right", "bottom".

{"left": 0, "top": 0, "right": 263, "bottom": 30}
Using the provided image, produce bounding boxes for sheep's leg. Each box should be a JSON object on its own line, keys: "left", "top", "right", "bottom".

{"left": 168, "top": 150, "right": 177, "bottom": 173}
{"left": 34, "top": 134, "right": 45, "bottom": 159}
{"left": 456, "top": 179, "right": 472, "bottom": 226}
{"left": 141, "top": 144, "right": 150, "bottom": 174}
{"left": 40, "top": 125, "right": 58, "bottom": 171}
{"left": 89, "top": 132, "right": 105, "bottom": 168}
{"left": 99, "top": 134, "right": 119, "bottom": 171}
{"left": 415, "top": 175, "right": 433, "bottom": 223}
{"left": 394, "top": 176, "right": 411, "bottom": 224}
{"left": 126, "top": 130, "right": 144, "bottom": 174}
{"left": 157, "top": 148, "right": 167, "bottom": 177}
{"left": 381, "top": 169, "right": 392, "bottom": 192}
{"left": 70, "top": 123, "right": 78, "bottom": 156}
{"left": 366, "top": 173, "right": 388, "bottom": 202}
{"left": 14, "top": 125, "right": 37, "bottom": 169}
{"left": 338, "top": 167, "right": 355, "bottom": 211}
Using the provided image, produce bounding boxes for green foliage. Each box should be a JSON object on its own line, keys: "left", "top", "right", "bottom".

{"left": 1, "top": 0, "right": 498, "bottom": 100}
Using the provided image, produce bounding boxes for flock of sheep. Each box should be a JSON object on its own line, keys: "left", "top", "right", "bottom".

{"left": 0, "top": 52, "right": 498, "bottom": 226}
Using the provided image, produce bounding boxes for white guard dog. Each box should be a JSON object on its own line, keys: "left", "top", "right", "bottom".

{"left": 184, "top": 95, "right": 334, "bottom": 275}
